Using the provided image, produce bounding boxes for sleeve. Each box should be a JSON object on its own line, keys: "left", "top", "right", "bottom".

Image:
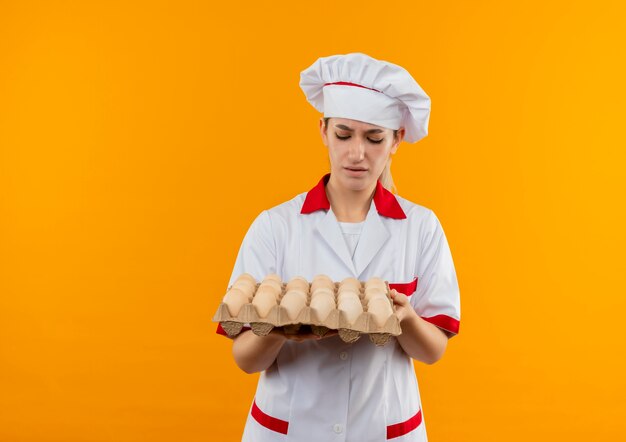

{"left": 410, "top": 210, "right": 461, "bottom": 337}
{"left": 216, "top": 210, "right": 277, "bottom": 338}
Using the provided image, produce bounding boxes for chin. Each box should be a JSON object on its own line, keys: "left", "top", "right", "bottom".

{"left": 338, "top": 173, "right": 374, "bottom": 191}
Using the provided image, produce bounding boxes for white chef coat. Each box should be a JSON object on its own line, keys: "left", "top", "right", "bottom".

{"left": 338, "top": 220, "right": 365, "bottom": 259}
{"left": 217, "top": 173, "right": 461, "bottom": 442}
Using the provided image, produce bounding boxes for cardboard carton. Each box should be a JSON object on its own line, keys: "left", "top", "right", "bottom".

{"left": 212, "top": 277, "right": 402, "bottom": 346}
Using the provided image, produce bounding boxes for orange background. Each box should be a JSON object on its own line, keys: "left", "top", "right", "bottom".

{"left": 1, "top": 0, "right": 625, "bottom": 440}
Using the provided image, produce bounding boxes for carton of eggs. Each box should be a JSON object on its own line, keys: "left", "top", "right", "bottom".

{"left": 212, "top": 273, "right": 402, "bottom": 345}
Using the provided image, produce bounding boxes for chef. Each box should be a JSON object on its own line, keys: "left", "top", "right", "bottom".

{"left": 216, "top": 52, "right": 461, "bottom": 441}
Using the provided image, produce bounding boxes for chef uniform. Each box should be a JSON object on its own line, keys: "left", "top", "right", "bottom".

{"left": 216, "top": 53, "right": 461, "bottom": 442}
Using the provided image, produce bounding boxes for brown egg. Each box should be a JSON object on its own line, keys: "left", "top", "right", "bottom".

{"left": 259, "top": 279, "right": 282, "bottom": 295}
{"left": 311, "top": 275, "right": 335, "bottom": 291}
{"left": 337, "top": 292, "right": 361, "bottom": 306}
{"left": 311, "top": 287, "right": 335, "bottom": 299}
{"left": 311, "top": 277, "right": 335, "bottom": 290}
{"left": 311, "top": 279, "right": 335, "bottom": 293}
{"left": 337, "top": 296, "right": 363, "bottom": 325}
{"left": 313, "top": 274, "right": 333, "bottom": 283}
{"left": 255, "top": 285, "right": 280, "bottom": 301}
{"left": 368, "top": 297, "right": 393, "bottom": 327}
{"left": 286, "top": 276, "right": 309, "bottom": 293}
{"left": 237, "top": 273, "right": 257, "bottom": 284}
{"left": 311, "top": 290, "right": 335, "bottom": 305}
{"left": 232, "top": 279, "right": 256, "bottom": 297}
{"left": 283, "top": 288, "right": 307, "bottom": 301}
{"left": 222, "top": 287, "right": 250, "bottom": 317}
{"left": 337, "top": 288, "right": 360, "bottom": 304}
{"left": 280, "top": 289, "right": 308, "bottom": 320}
{"left": 310, "top": 294, "right": 335, "bottom": 322}
{"left": 252, "top": 286, "right": 278, "bottom": 318}
{"left": 264, "top": 273, "right": 282, "bottom": 284}
{"left": 364, "top": 286, "right": 387, "bottom": 302}
{"left": 365, "top": 277, "right": 387, "bottom": 291}
{"left": 340, "top": 277, "right": 362, "bottom": 292}
{"left": 366, "top": 291, "right": 388, "bottom": 304}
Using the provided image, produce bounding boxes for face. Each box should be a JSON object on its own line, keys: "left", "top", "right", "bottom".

{"left": 320, "top": 117, "right": 404, "bottom": 192}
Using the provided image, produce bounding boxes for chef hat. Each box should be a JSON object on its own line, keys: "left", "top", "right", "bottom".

{"left": 299, "top": 53, "right": 431, "bottom": 143}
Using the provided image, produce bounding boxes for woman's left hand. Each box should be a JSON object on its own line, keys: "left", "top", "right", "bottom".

{"left": 388, "top": 289, "right": 448, "bottom": 363}
{"left": 389, "top": 289, "right": 418, "bottom": 324}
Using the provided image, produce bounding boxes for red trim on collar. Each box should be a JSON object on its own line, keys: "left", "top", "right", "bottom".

{"left": 372, "top": 179, "right": 406, "bottom": 219}
{"left": 301, "top": 174, "right": 331, "bottom": 213}
{"left": 300, "top": 174, "right": 406, "bottom": 219}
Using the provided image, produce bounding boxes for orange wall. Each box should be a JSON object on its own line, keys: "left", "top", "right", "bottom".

{"left": 1, "top": 1, "right": 625, "bottom": 440}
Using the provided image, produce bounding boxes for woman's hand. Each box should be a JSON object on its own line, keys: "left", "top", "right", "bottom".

{"left": 388, "top": 289, "right": 448, "bottom": 364}
{"left": 232, "top": 327, "right": 339, "bottom": 374}
{"left": 389, "top": 289, "right": 418, "bottom": 324}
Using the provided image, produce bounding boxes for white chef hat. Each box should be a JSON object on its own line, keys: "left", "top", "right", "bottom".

{"left": 299, "top": 53, "right": 431, "bottom": 143}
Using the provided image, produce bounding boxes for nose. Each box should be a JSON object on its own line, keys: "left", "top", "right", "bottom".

{"left": 347, "top": 138, "right": 365, "bottom": 162}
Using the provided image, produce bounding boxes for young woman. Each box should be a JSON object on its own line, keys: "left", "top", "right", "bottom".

{"left": 217, "top": 53, "right": 461, "bottom": 441}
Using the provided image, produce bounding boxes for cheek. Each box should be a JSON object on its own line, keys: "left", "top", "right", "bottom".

{"left": 326, "top": 145, "right": 338, "bottom": 168}
{"left": 368, "top": 151, "right": 392, "bottom": 176}
{"left": 369, "top": 146, "right": 391, "bottom": 167}
{"left": 327, "top": 141, "right": 345, "bottom": 162}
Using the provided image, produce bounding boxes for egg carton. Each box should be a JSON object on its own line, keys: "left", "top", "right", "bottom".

{"left": 212, "top": 281, "right": 402, "bottom": 346}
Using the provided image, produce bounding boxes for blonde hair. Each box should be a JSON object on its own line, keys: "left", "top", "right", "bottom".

{"left": 323, "top": 117, "right": 399, "bottom": 194}
{"left": 379, "top": 157, "right": 397, "bottom": 194}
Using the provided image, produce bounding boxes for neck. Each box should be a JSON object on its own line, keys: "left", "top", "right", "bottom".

{"left": 325, "top": 176, "right": 376, "bottom": 222}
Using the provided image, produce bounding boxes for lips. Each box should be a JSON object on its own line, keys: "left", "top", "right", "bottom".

{"left": 343, "top": 167, "right": 369, "bottom": 178}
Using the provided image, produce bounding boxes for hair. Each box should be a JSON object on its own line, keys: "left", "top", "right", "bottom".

{"left": 323, "top": 117, "right": 399, "bottom": 194}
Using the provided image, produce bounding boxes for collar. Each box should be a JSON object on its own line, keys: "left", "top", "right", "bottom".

{"left": 300, "top": 173, "right": 406, "bottom": 219}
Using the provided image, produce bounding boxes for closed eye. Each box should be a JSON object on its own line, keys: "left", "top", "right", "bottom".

{"left": 335, "top": 134, "right": 384, "bottom": 144}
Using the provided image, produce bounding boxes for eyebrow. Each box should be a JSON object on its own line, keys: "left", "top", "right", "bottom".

{"left": 334, "top": 124, "right": 384, "bottom": 134}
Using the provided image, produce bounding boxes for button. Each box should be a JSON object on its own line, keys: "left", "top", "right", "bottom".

{"left": 339, "top": 351, "right": 348, "bottom": 360}
{"left": 333, "top": 423, "right": 343, "bottom": 434}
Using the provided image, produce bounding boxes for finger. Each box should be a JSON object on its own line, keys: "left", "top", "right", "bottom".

{"left": 390, "top": 289, "right": 407, "bottom": 306}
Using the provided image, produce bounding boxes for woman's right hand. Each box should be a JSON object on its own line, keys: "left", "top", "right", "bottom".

{"left": 232, "top": 328, "right": 339, "bottom": 373}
